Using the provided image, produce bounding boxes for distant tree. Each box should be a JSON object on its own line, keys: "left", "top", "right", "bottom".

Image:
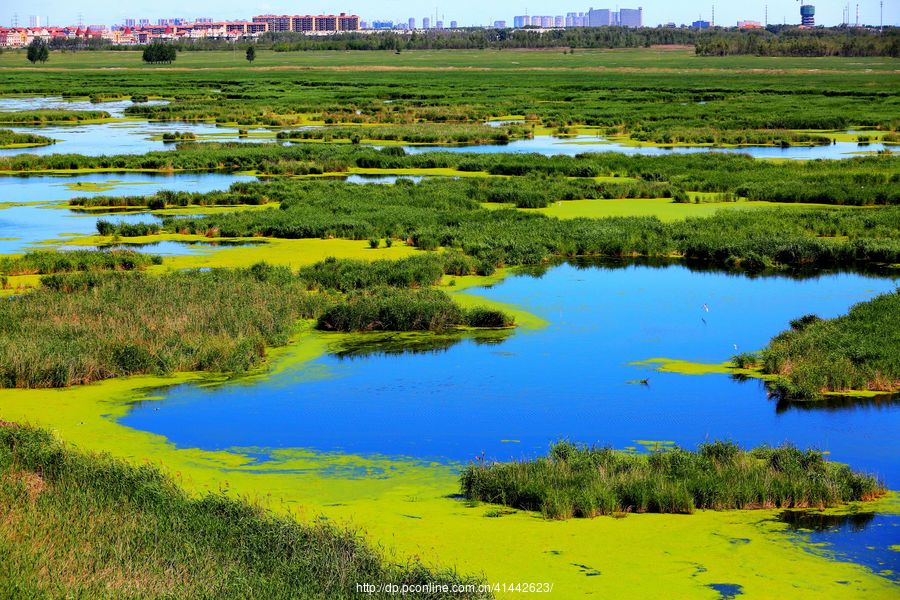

{"left": 142, "top": 42, "right": 176, "bottom": 64}
{"left": 26, "top": 39, "right": 49, "bottom": 64}
{"left": 245, "top": 45, "right": 256, "bottom": 63}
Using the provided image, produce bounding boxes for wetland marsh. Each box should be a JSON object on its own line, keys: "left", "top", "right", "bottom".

{"left": 0, "top": 45, "right": 898, "bottom": 598}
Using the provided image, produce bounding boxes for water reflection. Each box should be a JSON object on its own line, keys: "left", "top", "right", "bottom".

{"left": 778, "top": 510, "right": 899, "bottom": 582}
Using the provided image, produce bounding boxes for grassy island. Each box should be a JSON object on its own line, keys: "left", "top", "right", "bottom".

{"left": 0, "top": 129, "right": 55, "bottom": 149}
{"left": 736, "top": 290, "right": 900, "bottom": 400}
{"left": 461, "top": 440, "right": 885, "bottom": 520}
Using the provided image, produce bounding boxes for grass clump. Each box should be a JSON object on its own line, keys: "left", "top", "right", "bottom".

{"left": 0, "top": 424, "right": 489, "bottom": 599}
{"left": 0, "top": 109, "right": 110, "bottom": 124}
{"left": 316, "top": 287, "right": 512, "bottom": 333}
{"left": 757, "top": 290, "right": 900, "bottom": 399}
{"left": 0, "top": 250, "right": 161, "bottom": 276}
{"left": 0, "top": 265, "right": 329, "bottom": 388}
{"left": 0, "top": 129, "right": 54, "bottom": 148}
{"left": 299, "top": 255, "right": 446, "bottom": 292}
{"left": 461, "top": 440, "right": 884, "bottom": 520}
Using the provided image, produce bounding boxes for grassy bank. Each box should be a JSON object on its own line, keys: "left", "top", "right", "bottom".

{"left": 740, "top": 290, "right": 900, "bottom": 399}
{"left": 0, "top": 109, "right": 111, "bottom": 124}
{"left": 0, "top": 257, "right": 512, "bottom": 388}
{"left": 0, "top": 129, "right": 54, "bottom": 148}
{"left": 0, "top": 423, "right": 487, "bottom": 599}
{"left": 0, "top": 267, "right": 329, "bottom": 388}
{"left": 0, "top": 249, "right": 161, "bottom": 276}
{"left": 461, "top": 440, "right": 885, "bottom": 520}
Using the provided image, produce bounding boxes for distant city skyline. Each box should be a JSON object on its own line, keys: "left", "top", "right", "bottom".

{"left": 2, "top": 0, "right": 896, "bottom": 29}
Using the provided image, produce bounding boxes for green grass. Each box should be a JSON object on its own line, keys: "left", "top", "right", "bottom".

{"left": 0, "top": 129, "right": 54, "bottom": 148}
{"left": 0, "top": 256, "right": 513, "bottom": 388}
{"left": 0, "top": 266, "right": 330, "bottom": 388}
{"left": 0, "top": 47, "right": 895, "bottom": 135}
{"left": 8, "top": 146, "right": 898, "bottom": 207}
{"left": 749, "top": 290, "right": 900, "bottom": 399}
{"left": 0, "top": 424, "right": 489, "bottom": 599}
{"left": 98, "top": 177, "right": 900, "bottom": 272}
{"left": 316, "top": 287, "right": 512, "bottom": 333}
{"left": 461, "top": 440, "right": 885, "bottom": 520}
{"left": 278, "top": 123, "right": 528, "bottom": 144}
{"left": 1, "top": 47, "right": 896, "bottom": 71}
{"left": 0, "top": 109, "right": 111, "bottom": 123}
{"left": 0, "top": 250, "right": 161, "bottom": 276}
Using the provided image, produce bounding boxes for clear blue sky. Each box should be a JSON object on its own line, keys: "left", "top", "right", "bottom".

{"left": 2, "top": 0, "right": 895, "bottom": 28}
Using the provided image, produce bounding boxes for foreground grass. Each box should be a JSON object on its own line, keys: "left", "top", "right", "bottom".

{"left": 0, "top": 424, "right": 487, "bottom": 599}
{"left": 738, "top": 290, "right": 900, "bottom": 400}
{"left": 461, "top": 440, "right": 884, "bottom": 520}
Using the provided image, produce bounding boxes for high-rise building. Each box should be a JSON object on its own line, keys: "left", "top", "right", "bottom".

{"left": 124, "top": 19, "right": 136, "bottom": 27}
{"left": 252, "top": 14, "right": 360, "bottom": 33}
{"left": 692, "top": 20, "right": 710, "bottom": 29}
{"left": 541, "top": 16, "right": 554, "bottom": 27}
{"left": 436, "top": 20, "right": 444, "bottom": 29}
{"left": 29, "top": 15, "right": 41, "bottom": 27}
{"left": 409, "top": 17, "right": 416, "bottom": 29}
{"left": 423, "top": 17, "right": 430, "bottom": 29}
{"left": 554, "top": 16, "right": 564, "bottom": 27}
{"left": 494, "top": 20, "right": 507, "bottom": 28}
{"left": 513, "top": 16, "right": 528, "bottom": 28}
{"left": 588, "top": 9, "right": 612, "bottom": 26}
{"left": 450, "top": 20, "right": 457, "bottom": 28}
{"left": 618, "top": 8, "right": 643, "bottom": 27}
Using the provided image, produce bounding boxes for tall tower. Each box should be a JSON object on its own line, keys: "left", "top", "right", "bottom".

{"left": 800, "top": 4, "right": 815, "bottom": 27}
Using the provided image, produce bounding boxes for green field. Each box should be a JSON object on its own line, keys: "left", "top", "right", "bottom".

{"left": 1, "top": 47, "right": 898, "bottom": 70}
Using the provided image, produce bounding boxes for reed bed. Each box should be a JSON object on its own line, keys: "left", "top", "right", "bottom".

{"left": 277, "top": 124, "right": 527, "bottom": 145}
{"left": 4, "top": 145, "right": 897, "bottom": 207}
{"left": 0, "top": 424, "right": 488, "bottom": 599}
{"left": 0, "top": 267, "right": 329, "bottom": 388}
{"left": 316, "top": 287, "right": 512, "bottom": 333}
{"left": 461, "top": 440, "right": 884, "bottom": 520}
{"left": 92, "top": 178, "right": 900, "bottom": 271}
{"left": 72, "top": 186, "right": 272, "bottom": 209}
{"left": 749, "top": 290, "right": 900, "bottom": 399}
{"left": 0, "top": 129, "right": 54, "bottom": 147}
{"left": 0, "top": 109, "right": 110, "bottom": 123}
{"left": 0, "top": 257, "right": 511, "bottom": 388}
{"left": 0, "top": 250, "right": 161, "bottom": 276}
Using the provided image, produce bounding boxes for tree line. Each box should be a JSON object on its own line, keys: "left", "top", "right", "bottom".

{"left": 37, "top": 26, "right": 897, "bottom": 58}
{"left": 695, "top": 27, "right": 899, "bottom": 57}
{"left": 142, "top": 42, "right": 177, "bottom": 64}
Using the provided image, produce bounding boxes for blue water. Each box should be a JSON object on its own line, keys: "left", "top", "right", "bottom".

{"left": 0, "top": 122, "right": 271, "bottom": 157}
{"left": 0, "top": 96, "right": 169, "bottom": 117}
{"left": 0, "top": 172, "right": 254, "bottom": 253}
{"left": 779, "top": 510, "right": 900, "bottom": 582}
{"left": 122, "top": 261, "right": 899, "bottom": 481}
{"left": 401, "top": 135, "right": 888, "bottom": 160}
